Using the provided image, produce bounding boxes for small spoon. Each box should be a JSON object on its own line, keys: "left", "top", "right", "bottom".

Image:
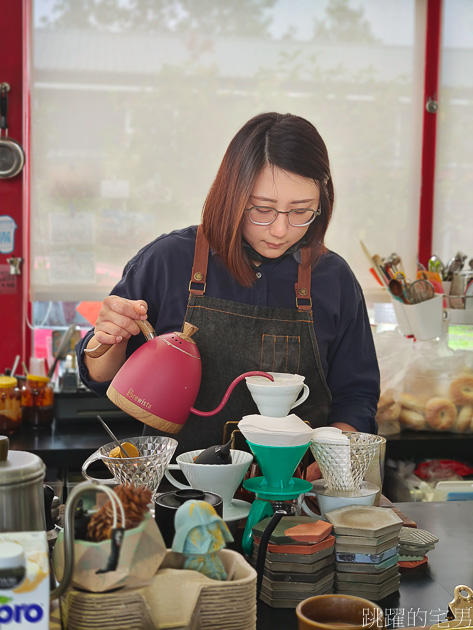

{"left": 97, "top": 415, "right": 132, "bottom": 458}
{"left": 388, "top": 278, "right": 410, "bottom": 304}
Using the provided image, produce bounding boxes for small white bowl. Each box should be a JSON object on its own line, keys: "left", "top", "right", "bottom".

{"left": 303, "top": 480, "right": 379, "bottom": 519}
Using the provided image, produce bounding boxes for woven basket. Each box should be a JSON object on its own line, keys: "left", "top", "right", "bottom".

{"left": 60, "top": 549, "right": 257, "bottom": 630}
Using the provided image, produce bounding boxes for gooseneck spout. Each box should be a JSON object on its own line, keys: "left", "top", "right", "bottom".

{"left": 190, "top": 371, "right": 274, "bottom": 417}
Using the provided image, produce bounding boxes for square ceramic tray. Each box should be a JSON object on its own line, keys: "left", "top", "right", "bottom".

{"left": 335, "top": 538, "right": 399, "bottom": 555}
{"left": 335, "top": 555, "right": 399, "bottom": 573}
{"left": 335, "top": 563, "right": 399, "bottom": 584}
{"left": 399, "top": 543, "right": 435, "bottom": 554}
{"left": 335, "top": 531, "right": 398, "bottom": 546}
{"left": 335, "top": 574, "right": 400, "bottom": 600}
{"left": 262, "top": 551, "right": 335, "bottom": 574}
{"left": 335, "top": 545, "right": 398, "bottom": 564}
{"left": 264, "top": 563, "right": 335, "bottom": 584}
{"left": 259, "top": 585, "right": 333, "bottom": 609}
{"left": 254, "top": 543, "right": 334, "bottom": 566}
{"left": 262, "top": 572, "right": 335, "bottom": 594}
{"left": 326, "top": 505, "right": 403, "bottom": 537}
{"left": 252, "top": 516, "right": 330, "bottom": 544}
{"left": 253, "top": 534, "right": 335, "bottom": 555}
{"left": 261, "top": 573, "right": 334, "bottom": 602}
{"left": 399, "top": 526, "right": 439, "bottom": 546}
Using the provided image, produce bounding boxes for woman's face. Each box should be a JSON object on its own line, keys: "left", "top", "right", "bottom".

{"left": 243, "top": 164, "right": 320, "bottom": 259}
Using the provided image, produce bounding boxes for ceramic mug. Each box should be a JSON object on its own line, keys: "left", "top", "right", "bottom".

{"left": 301, "top": 481, "right": 379, "bottom": 519}
{"left": 296, "top": 593, "right": 385, "bottom": 630}
{"left": 245, "top": 372, "right": 310, "bottom": 417}
{"left": 164, "top": 449, "right": 253, "bottom": 521}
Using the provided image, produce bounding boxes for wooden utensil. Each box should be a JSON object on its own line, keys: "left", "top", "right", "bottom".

{"left": 360, "top": 241, "right": 389, "bottom": 288}
{"left": 388, "top": 278, "right": 410, "bottom": 304}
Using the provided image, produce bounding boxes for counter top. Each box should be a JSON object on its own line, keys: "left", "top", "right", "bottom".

{"left": 48, "top": 501, "right": 473, "bottom": 629}
{"left": 257, "top": 500, "right": 473, "bottom": 629}
{"left": 7, "top": 416, "right": 471, "bottom": 629}
{"left": 8, "top": 417, "right": 143, "bottom": 469}
{"left": 384, "top": 430, "right": 473, "bottom": 461}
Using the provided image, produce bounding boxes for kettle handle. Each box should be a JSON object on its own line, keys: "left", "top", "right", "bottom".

{"left": 81, "top": 450, "right": 116, "bottom": 484}
{"left": 84, "top": 319, "right": 157, "bottom": 358}
{"left": 50, "top": 481, "right": 125, "bottom": 600}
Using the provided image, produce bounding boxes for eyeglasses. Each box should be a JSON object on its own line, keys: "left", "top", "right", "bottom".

{"left": 245, "top": 206, "right": 321, "bottom": 227}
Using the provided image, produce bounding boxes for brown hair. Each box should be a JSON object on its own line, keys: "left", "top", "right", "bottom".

{"left": 201, "top": 112, "right": 334, "bottom": 287}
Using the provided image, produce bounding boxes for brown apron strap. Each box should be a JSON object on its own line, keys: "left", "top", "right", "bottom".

{"left": 189, "top": 224, "right": 210, "bottom": 296}
{"left": 190, "top": 226, "right": 311, "bottom": 308}
{"left": 295, "top": 247, "right": 312, "bottom": 312}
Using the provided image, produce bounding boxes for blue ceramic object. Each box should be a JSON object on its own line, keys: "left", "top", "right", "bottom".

{"left": 172, "top": 500, "right": 233, "bottom": 580}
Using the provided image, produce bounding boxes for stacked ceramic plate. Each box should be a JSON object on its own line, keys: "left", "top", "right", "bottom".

{"left": 398, "top": 526, "right": 438, "bottom": 570}
{"left": 324, "top": 505, "right": 403, "bottom": 601}
{"left": 252, "top": 516, "right": 335, "bottom": 608}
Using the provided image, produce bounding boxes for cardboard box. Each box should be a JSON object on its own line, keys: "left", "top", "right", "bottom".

{"left": 0, "top": 531, "right": 49, "bottom": 629}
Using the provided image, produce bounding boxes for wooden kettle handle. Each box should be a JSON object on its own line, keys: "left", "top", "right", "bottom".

{"left": 84, "top": 320, "right": 157, "bottom": 359}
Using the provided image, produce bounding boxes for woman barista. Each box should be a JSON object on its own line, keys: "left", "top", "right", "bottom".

{"left": 77, "top": 112, "right": 380, "bottom": 478}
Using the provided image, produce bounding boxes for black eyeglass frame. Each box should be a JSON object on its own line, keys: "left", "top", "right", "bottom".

{"left": 245, "top": 206, "right": 321, "bottom": 227}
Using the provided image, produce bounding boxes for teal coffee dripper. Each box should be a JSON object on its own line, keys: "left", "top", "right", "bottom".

{"left": 241, "top": 441, "right": 312, "bottom": 555}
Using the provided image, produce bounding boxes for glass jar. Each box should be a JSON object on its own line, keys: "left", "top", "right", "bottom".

{"left": 0, "top": 376, "right": 22, "bottom": 434}
{"left": 21, "top": 375, "right": 54, "bottom": 429}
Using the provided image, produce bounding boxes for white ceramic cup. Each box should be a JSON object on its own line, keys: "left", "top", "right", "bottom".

{"left": 164, "top": 449, "right": 253, "bottom": 520}
{"left": 245, "top": 372, "right": 310, "bottom": 417}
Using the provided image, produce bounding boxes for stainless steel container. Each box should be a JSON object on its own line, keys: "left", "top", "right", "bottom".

{"left": 0, "top": 435, "right": 46, "bottom": 532}
{"left": 449, "top": 270, "right": 473, "bottom": 309}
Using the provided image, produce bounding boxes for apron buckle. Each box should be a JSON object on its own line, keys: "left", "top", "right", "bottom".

{"left": 296, "top": 296, "right": 312, "bottom": 311}
{"left": 189, "top": 279, "right": 206, "bottom": 295}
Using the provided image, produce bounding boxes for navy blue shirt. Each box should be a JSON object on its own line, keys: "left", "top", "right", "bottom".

{"left": 77, "top": 225, "right": 380, "bottom": 433}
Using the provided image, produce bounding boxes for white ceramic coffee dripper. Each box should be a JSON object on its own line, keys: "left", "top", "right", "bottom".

{"left": 164, "top": 449, "right": 253, "bottom": 522}
{"left": 245, "top": 372, "right": 310, "bottom": 417}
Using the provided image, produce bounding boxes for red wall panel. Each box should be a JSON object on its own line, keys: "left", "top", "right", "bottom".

{"left": 0, "top": 0, "right": 30, "bottom": 372}
{"left": 418, "top": 0, "right": 443, "bottom": 268}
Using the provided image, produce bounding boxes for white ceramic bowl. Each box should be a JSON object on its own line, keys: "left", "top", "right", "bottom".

{"left": 303, "top": 480, "right": 379, "bottom": 519}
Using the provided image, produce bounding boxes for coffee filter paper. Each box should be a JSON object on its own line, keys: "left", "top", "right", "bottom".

{"left": 238, "top": 414, "right": 313, "bottom": 446}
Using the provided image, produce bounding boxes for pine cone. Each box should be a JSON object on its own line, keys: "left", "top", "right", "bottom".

{"left": 87, "top": 484, "right": 152, "bottom": 542}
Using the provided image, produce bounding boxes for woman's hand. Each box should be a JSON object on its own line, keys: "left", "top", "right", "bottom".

{"left": 93, "top": 295, "right": 148, "bottom": 347}
{"left": 306, "top": 461, "right": 321, "bottom": 482}
{"left": 84, "top": 296, "right": 148, "bottom": 382}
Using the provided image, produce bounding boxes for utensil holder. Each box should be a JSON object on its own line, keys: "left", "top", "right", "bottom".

{"left": 391, "top": 295, "right": 446, "bottom": 340}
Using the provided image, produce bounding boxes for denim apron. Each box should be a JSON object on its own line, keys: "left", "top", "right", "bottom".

{"left": 150, "top": 225, "right": 332, "bottom": 457}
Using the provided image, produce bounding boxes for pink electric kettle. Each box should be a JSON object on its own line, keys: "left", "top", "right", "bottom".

{"left": 85, "top": 321, "right": 272, "bottom": 434}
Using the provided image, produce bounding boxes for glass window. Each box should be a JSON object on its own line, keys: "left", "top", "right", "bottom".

{"left": 30, "top": 0, "right": 425, "bottom": 334}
